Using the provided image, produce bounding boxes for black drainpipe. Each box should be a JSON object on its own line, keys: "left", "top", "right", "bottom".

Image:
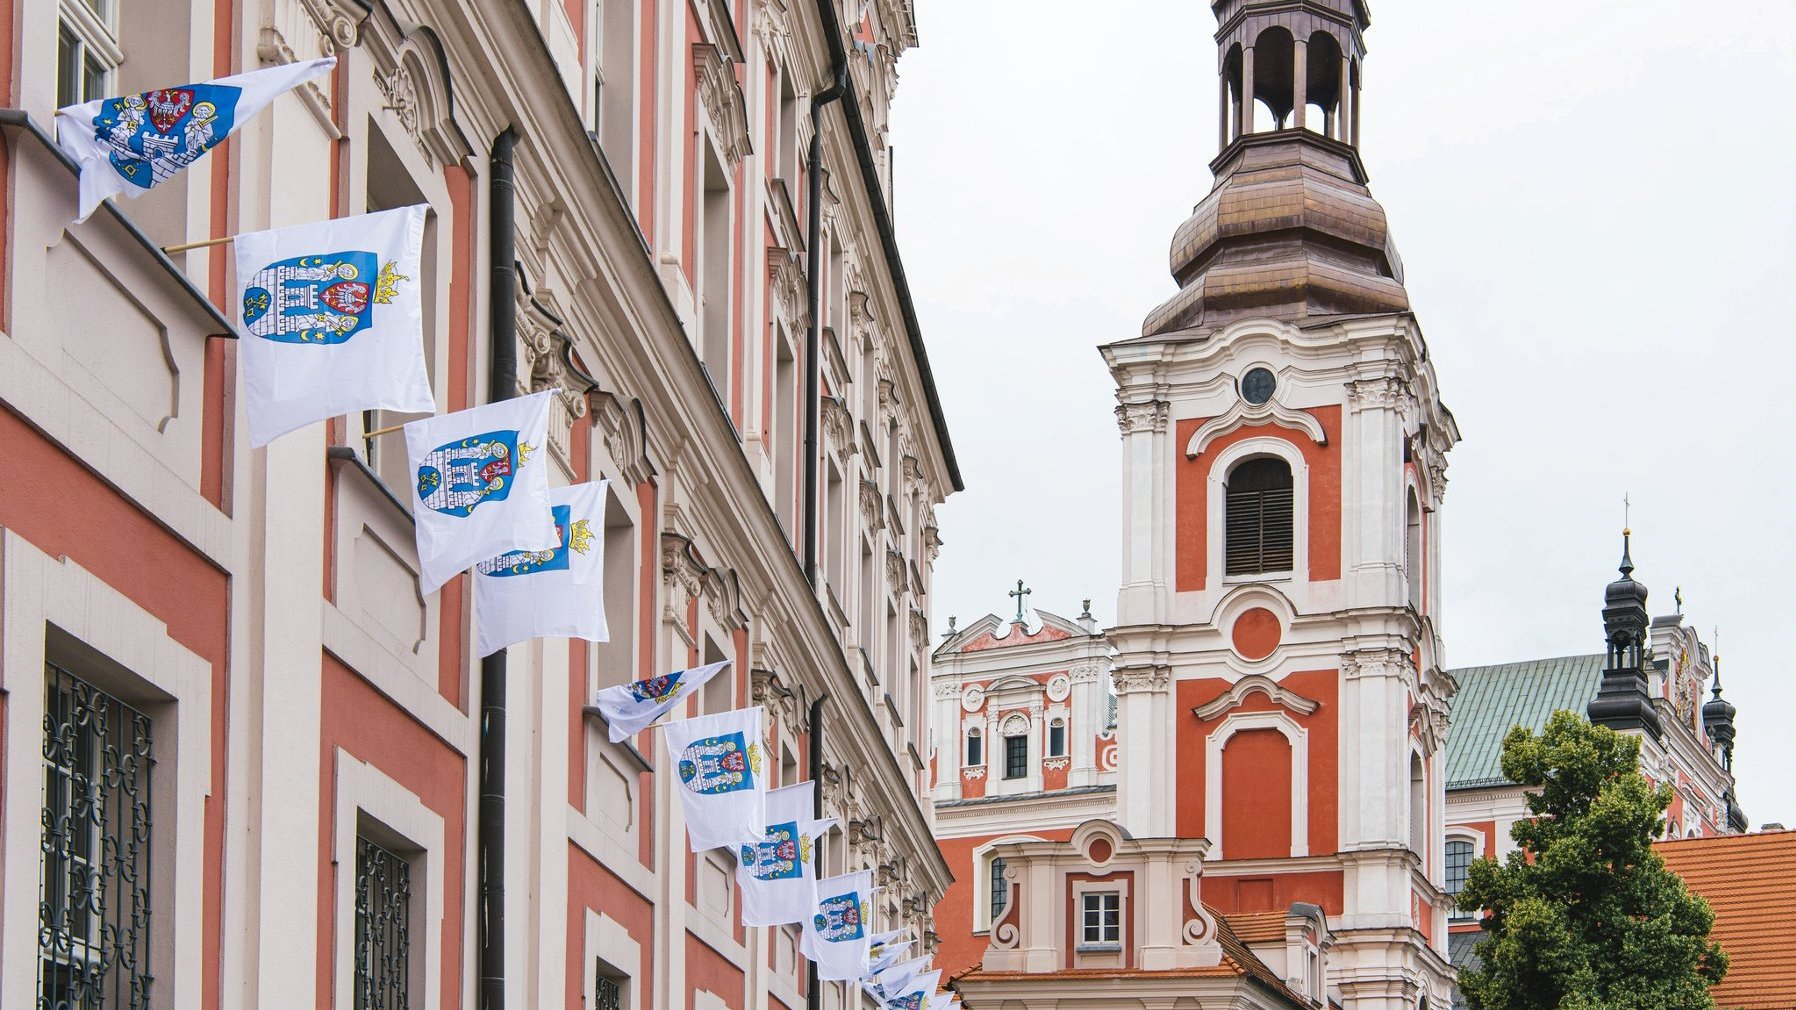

{"left": 480, "top": 125, "right": 518, "bottom": 1010}
{"left": 807, "top": 694, "right": 828, "bottom": 1010}
{"left": 803, "top": 59, "right": 847, "bottom": 586}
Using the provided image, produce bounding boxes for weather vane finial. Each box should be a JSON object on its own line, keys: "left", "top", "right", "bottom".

{"left": 1008, "top": 580, "right": 1032, "bottom": 623}
{"left": 1623, "top": 492, "right": 1631, "bottom": 535}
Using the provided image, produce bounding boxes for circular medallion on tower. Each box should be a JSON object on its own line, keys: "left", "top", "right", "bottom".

{"left": 1046, "top": 674, "right": 1071, "bottom": 702}
{"left": 1230, "top": 607, "right": 1282, "bottom": 661}
{"left": 1241, "top": 367, "right": 1277, "bottom": 405}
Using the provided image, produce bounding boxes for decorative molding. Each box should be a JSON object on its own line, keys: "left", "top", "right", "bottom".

{"left": 659, "top": 532, "right": 747, "bottom": 632}
{"left": 963, "top": 766, "right": 986, "bottom": 781}
{"left": 1111, "top": 665, "right": 1170, "bottom": 695}
{"left": 990, "top": 865, "right": 1022, "bottom": 951}
{"left": 1346, "top": 376, "right": 1409, "bottom": 413}
{"left": 931, "top": 680, "right": 960, "bottom": 700}
{"left": 766, "top": 247, "right": 809, "bottom": 331}
{"left": 1069, "top": 664, "right": 1103, "bottom": 684}
{"left": 998, "top": 712, "right": 1030, "bottom": 737}
{"left": 751, "top": 667, "right": 809, "bottom": 733}
{"left": 516, "top": 287, "right": 589, "bottom": 466}
{"left": 592, "top": 392, "right": 656, "bottom": 486}
{"left": 692, "top": 43, "right": 753, "bottom": 165}
{"left": 858, "top": 479, "right": 884, "bottom": 532}
{"left": 752, "top": 0, "right": 792, "bottom": 61}
{"left": 1042, "top": 756, "right": 1069, "bottom": 772}
{"left": 884, "top": 548, "right": 908, "bottom": 593}
{"left": 1045, "top": 674, "right": 1071, "bottom": 703}
{"left": 908, "top": 607, "right": 927, "bottom": 645}
{"left": 1341, "top": 647, "right": 1411, "bottom": 680}
{"left": 1192, "top": 674, "right": 1321, "bottom": 721}
{"left": 1185, "top": 399, "right": 1327, "bottom": 457}
{"left": 1114, "top": 399, "right": 1169, "bottom": 436}
{"left": 822, "top": 396, "right": 854, "bottom": 456}
{"left": 363, "top": 24, "right": 472, "bottom": 169}
{"left": 1206, "top": 710, "right": 1309, "bottom": 860}
{"left": 960, "top": 685, "right": 985, "bottom": 712}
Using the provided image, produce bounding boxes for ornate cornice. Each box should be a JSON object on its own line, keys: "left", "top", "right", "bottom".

{"left": 1114, "top": 399, "right": 1169, "bottom": 436}
{"left": 1185, "top": 398, "right": 1327, "bottom": 457}
{"left": 1192, "top": 674, "right": 1321, "bottom": 721}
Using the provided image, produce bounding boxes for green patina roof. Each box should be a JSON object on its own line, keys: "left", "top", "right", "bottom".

{"left": 1445, "top": 654, "right": 1604, "bottom": 790}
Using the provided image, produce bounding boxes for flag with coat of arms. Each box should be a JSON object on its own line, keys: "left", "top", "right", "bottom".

{"left": 472, "top": 480, "right": 610, "bottom": 657}
{"left": 868, "top": 938, "right": 912, "bottom": 975}
{"left": 926, "top": 993, "right": 958, "bottom": 1010}
{"left": 55, "top": 56, "right": 335, "bottom": 222}
{"left": 870, "top": 955, "right": 932, "bottom": 1001}
{"left": 592, "top": 660, "right": 730, "bottom": 743}
{"left": 801, "top": 870, "right": 874, "bottom": 981}
{"left": 737, "top": 781, "right": 831, "bottom": 927}
{"left": 233, "top": 205, "right": 435, "bottom": 446}
{"left": 663, "top": 706, "right": 767, "bottom": 852}
{"left": 403, "top": 390, "right": 557, "bottom": 594}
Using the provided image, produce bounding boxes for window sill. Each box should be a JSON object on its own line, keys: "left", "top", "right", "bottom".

{"left": 1222, "top": 571, "right": 1294, "bottom": 585}
{"left": 1075, "top": 944, "right": 1122, "bottom": 953}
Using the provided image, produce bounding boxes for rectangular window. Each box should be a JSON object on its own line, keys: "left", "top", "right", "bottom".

{"left": 354, "top": 836, "right": 413, "bottom": 1010}
{"left": 56, "top": 0, "right": 120, "bottom": 108}
{"left": 1080, "top": 892, "right": 1121, "bottom": 947}
{"left": 966, "top": 731, "right": 982, "bottom": 767}
{"left": 1049, "top": 721, "right": 1066, "bottom": 757}
{"left": 39, "top": 662, "right": 155, "bottom": 1010}
{"left": 988, "top": 857, "right": 1007, "bottom": 920}
{"left": 1003, "top": 735, "right": 1027, "bottom": 780}
{"left": 593, "top": 965, "right": 623, "bottom": 1010}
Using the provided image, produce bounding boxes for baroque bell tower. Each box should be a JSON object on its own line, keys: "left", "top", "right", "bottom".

{"left": 1100, "top": 1, "right": 1461, "bottom": 1006}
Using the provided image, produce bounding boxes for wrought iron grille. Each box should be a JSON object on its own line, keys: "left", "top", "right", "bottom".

{"left": 593, "top": 967, "right": 622, "bottom": 1010}
{"left": 39, "top": 661, "right": 155, "bottom": 1010}
{"left": 354, "top": 837, "right": 413, "bottom": 1010}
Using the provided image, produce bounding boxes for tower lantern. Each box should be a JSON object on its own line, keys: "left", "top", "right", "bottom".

{"left": 1213, "top": 0, "right": 1368, "bottom": 148}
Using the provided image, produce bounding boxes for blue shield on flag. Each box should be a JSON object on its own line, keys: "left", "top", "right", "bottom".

{"left": 476, "top": 504, "right": 573, "bottom": 578}
{"left": 630, "top": 670, "right": 685, "bottom": 704}
{"left": 677, "top": 732, "right": 758, "bottom": 795}
{"left": 740, "top": 822, "right": 805, "bottom": 881}
{"left": 91, "top": 83, "right": 241, "bottom": 190}
{"left": 813, "top": 891, "right": 865, "bottom": 942}
{"left": 241, "top": 250, "right": 390, "bottom": 344}
{"left": 889, "top": 996, "right": 925, "bottom": 1010}
{"left": 416, "top": 430, "right": 522, "bottom": 517}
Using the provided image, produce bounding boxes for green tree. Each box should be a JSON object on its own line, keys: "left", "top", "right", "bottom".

{"left": 1457, "top": 711, "right": 1728, "bottom": 1010}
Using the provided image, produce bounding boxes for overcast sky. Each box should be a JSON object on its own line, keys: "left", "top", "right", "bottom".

{"left": 891, "top": 0, "right": 1796, "bottom": 827}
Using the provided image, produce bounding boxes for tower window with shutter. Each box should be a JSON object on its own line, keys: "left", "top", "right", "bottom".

{"left": 1224, "top": 457, "right": 1295, "bottom": 575}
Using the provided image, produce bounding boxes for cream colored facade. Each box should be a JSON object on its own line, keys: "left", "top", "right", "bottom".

{"left": 0, "top": 2, "right": 956, "bottom": 1010}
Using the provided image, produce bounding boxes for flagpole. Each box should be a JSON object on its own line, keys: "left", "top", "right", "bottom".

{"left": 478, "top": 125, "right": 519, "bottom": 1010}
{"left": 160, "top": 234, "right": 235, "bottom": 255}
{"left": 808, "top": 694, "right": 827, "bottom": 1010}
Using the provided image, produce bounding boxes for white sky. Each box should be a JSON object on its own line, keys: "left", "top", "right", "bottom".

{"left": 891, "top": 0, "right": 1796, "bottom": 826}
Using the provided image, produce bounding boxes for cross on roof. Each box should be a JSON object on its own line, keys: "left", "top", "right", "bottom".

{"left": 1008, "top": 580, "right": 1031, "bottom": 624}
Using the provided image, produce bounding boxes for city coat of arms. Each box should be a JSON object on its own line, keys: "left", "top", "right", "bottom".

{"left": 416, "top": 431, "right": 531, "bottom": 517}
{"left": 475, "top": 504, "right": 593, "bottom": 577}
{"left": 240, "top": 250, "right": 407, "bottom": 344}
{"left": 91, "top": 84, "right": 241, "bottom": 189}
{"left": 677, "top": 732, "right": 760, "bottom": 795}
{"left": 812, "top": 891, "right": 864, "bottom": 942}
{"left": 741, "top": 822, "right": 809, "bottom": 880}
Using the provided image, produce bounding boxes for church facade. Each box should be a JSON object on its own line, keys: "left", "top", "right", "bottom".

{"left": 930, "top": 1, "right": 1744, "bottom": 1008}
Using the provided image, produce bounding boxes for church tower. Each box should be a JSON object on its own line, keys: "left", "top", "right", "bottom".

{"left": 1101, "top": 1, "right": 1460, "bottom": 1005}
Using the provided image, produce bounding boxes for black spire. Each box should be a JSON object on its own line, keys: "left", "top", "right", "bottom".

{"left": 1588, "top": 529, "right": 1663, "bottom": 739}
{"left": 1702, "top": 649, "right": 1737, "bottom": 772}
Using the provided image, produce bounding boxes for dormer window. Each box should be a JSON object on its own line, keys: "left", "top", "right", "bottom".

{"left": 1225, "top": 458, "right": 1294, "bottom": 575}
{"left": 1079, "top": 892, "right": 1121, "bottom": 948}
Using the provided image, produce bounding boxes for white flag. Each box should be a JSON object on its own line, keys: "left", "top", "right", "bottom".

{"left": 56, "top": 57, "right": 335, "bottom": 223}
{"left": 801, "top": 870, "right": 874, "bottom": 981}
{"left": 233, "top": 205, "right": 434, "bottom": 446}
{"left": 738, "top": 816, "right": 834, "bottom": 927}
{"left": 881, "top": 970, "right": 941, "bottom": 1010}
{"left": 664, "top": 706, "right": 768, "bottom": 852}
{"left": 926, "top": 994, "right": 957, "bottom": 1010}
{"left": 868, "top": 928, "right": 911, "bottom": 951}
{"left": 593, "top": 660, "right": 730, "bottom": 743}
{"left": 404, "top": 391, "right": 556, "bottom": 594}
{"left": 473, "top": 480, "right": 610, "bottom": 657}
{"left": 872, "top": 955, "right": 932, "bottom": 998}
{"left": 868, "top": 939, "right": 912, "bottom": 975}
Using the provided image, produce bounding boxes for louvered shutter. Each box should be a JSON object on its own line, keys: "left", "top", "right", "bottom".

{"left": 1224, "top": 459, "right": 1295, "bottom": 575}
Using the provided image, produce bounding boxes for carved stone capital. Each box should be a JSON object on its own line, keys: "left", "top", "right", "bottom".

{"left": 1069, "top": 664, "right": 1103, "bottom": 684}
{"left": 1346, "top": 376, "right": 1409, "bottom": 414}
{"left": 1111, "top": 665, "right": 1170, "bottom": 695}
{"left": 1341, "top": 647, "right": 1411, "bottom": 679}
{"left": 1114, "top": 399, "right": 1169, "bottom": 436}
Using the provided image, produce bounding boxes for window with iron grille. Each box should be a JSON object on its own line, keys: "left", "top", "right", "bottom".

{"left": 593, "top": 963, "right": 624, "bottom": 1010}
{"left": 1224, "top": 458, "right": 1295, "bottom": 575}
{"left": 989, "top": 856, "right": 1008, "bottom": 920}
{"left": 39, "top": 661, "right": 156, "bottom": 1010}
{"left": 1080, "top": 892, "right": 1121, "bottom": 946}
{"left": 1003, "top": 735, "right": 1027, "bottom": 779}
{"left": 355, "top": 835, "right": 413, "bottom": 1010}
{"left": 1445, "top": 839, "right": 1474, "bottom": 919}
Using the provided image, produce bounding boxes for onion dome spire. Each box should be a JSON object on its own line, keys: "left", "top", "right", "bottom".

{"left": 1588, "top": 526, "right": 1662, "bottom": 740}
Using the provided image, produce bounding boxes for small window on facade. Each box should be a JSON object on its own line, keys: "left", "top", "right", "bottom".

{"left": 1048, "top": 719, "right": 1066, "bottom": 757}
{"left": 354, "top": 835, "right": 413, "bottom": 1010}
{"left": 39, "top": 662, "right": 154, "bottom": 1009}
{"left": 57, "top": 0, "right": 119, "bottom": 108}
{"left": 989, "top": 856, "right": 1008, "bottom": 920}
{"left": 966, "top": 728, "right": 982, "bottom": 767}
{"left": 1224, "top": 457, "right": 1295, "bottom": 575}
{"left": 1003, "top": 734, "right": 1027, "bottom": 779}
{"left": 1444, "top": 839, "right": 1473, "bottom": 919}
{"left": 594, "top": 963, "right": 624, "bottom": 1010}
{"left": 1080, "top": 892, "right": 1121, "bottom": 946}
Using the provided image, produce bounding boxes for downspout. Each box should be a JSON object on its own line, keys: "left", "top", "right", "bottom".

{"left": 807, "top": 694, "right": 829, "bottom": 1010}
{"left": 480, "top": 125, "right": 519, "bottom": 1010}
{"left": 803, "top": 55, "right": 848, "bottom": 585}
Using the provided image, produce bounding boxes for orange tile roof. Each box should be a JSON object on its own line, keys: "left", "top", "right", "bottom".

{"left": 1223, "top": 909, "right": 1290, "bottom": 944}
{"left": 1654, "top": 830, "right": 1796, "bottom": 1010}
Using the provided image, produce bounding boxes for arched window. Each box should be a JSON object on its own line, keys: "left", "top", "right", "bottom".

{"left": 1225, "top": 458, "right": 1295, "bottom": 575}
{"left": 1048, "top": 718, "right": 1066, "bottom": 757}
{"left": 1408, "top": 752, "right": 1427, "bottom": 855}
{"left": 1405, "top": 489, "right": 1422, "bottom": 609}
{"left": 966, "top": 727, "right": 983, "bottom": 767}
{"left": 1445, "top": 838, "right": 1474, "bottom": 920}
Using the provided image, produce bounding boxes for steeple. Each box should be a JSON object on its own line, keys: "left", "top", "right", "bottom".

{"left": 1701, "top": 647, "right": 1737, "bottom": 772}
{"left": 1587, "top": 529, "right": 1663, "bottom": 739}
{"left": 1141, "top": 0, "right": 1407, "bottom": 337}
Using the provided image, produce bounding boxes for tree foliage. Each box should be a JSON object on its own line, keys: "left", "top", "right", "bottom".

{"left": 1458, "top": 711, "right": 1728, "bottom": 1010}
